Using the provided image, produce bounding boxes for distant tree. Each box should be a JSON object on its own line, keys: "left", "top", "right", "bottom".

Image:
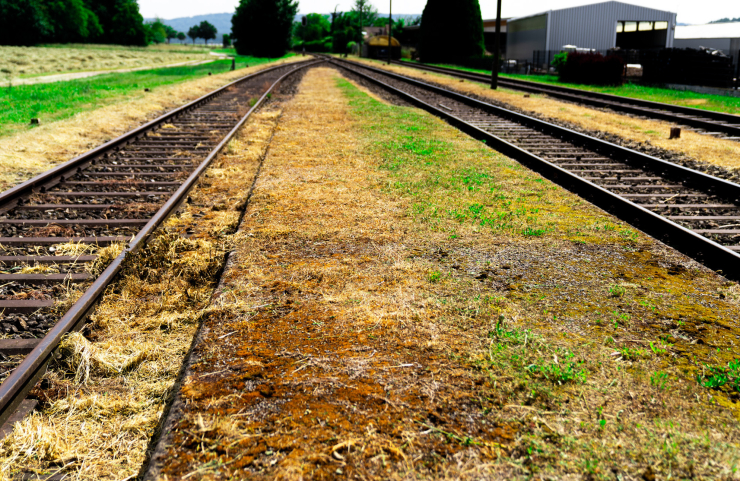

{"left": 0, "top": 0, "right": 52, "bottom": 46}
{"left": 352, "top": 0, "right": 378, "bottom": 53}
{"left": 165, "top": 24, "right": 178, "bottom": 43}
{"left": 198, "top": 20, "right": 217, "bottom": 45}
{"left": 177, "top": 31, "right": 186, "bottom": 42}
{"left": 410, "top": 15, "right": 421, "bottom": 26}
{"left": 187, "top": 25, "right": 199, "bottom": 44}
{"left": 294, "top": 13, "right": 330, "bottom": 43}
{"left": 331, "top": 11, "right": 360, "bottom": 55}
{"left": 86, "top": 0, "right": 148, "bottom": 46}
{"left": 420, "top": 0, "right": 484, "bottom": 63}
{"left": 146, "top": 18, "right": 167, "bottom": 44}
{"left": 223, "top": 33, "right": 231, "bottom": 46}
{"left": 232, "top": 0, "right": 298, "bottom": 57}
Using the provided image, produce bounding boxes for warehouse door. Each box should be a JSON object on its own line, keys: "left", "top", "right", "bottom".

{"left": 616, "top": 21, "right": 668, "bottom": 49}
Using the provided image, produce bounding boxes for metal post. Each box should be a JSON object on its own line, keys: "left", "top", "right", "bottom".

{"left": 388, "top": 0, "right": 393, "bottom": 64}
{"left": 490, "top": 0, "right": 502, "bottom": 89}
{"left": 359, "top": 8, "right": 363, "bottom": 58}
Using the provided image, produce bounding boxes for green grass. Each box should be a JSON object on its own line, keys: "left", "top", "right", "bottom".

{"left": 334, "top": 71, "right": 740, "bottom": 480}
{"left": 398, "top": 59, "right": 740, "bottom": 115}
{"left": 0, "top": 53, "right": 294, "bottom": 138}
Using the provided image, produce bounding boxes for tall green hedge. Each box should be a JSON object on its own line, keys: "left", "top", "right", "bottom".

{"left": 419, "top": 0, "right": 485, "bottom": 63}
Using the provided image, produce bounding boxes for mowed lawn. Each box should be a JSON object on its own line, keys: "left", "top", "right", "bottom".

{"left": 0, "top": 53, "right": 294, "bottom": 138}
{"left": 0, "top": 43, "right": 209, "bottom": 78}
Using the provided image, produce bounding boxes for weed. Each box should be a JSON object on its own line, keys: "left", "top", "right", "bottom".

{"left": 428, "top": 271, "right": 442, "bottom": 283}
{"left": 651, "top": 371, "right": 669, "bottom": 390}
{"left": 696, "top": 359, "right": 740, "bottom": 392}
{"left": 618, "top": 347, "right": 649, "bottom": 361}
{"left": 608, "top": 284, "right": 626, "bottom": 298}
{"left": 522, "top": 227, "right": 547, "bottom": 237}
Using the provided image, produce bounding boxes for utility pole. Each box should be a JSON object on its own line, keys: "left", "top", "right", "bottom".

{"left": 387, "top": 0, "right": 393, "bottom": 64}
{"left": 359, "top": 5, "right": 363, "bottom": 58}
{"left": 491, "top": 0, "right": 502, "bottom": 89}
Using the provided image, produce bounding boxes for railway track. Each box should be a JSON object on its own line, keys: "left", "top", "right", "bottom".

{"left": 0, "top": 58, "right": 322, "bottom": 432}
{"left": 388, "top": 60, "right": 740, "bottom": 141}
{"left": 330, "top": 57, "right": 740, "bottom": 278}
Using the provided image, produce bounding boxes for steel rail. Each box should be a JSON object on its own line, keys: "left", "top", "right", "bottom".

{"left": 388, "top": 60, "right": 740, "bottom": 139}
{"left": 0, "top": 59, "right": 323, "bottom": 429}
{"left": 331, "top": 57, "right": 740, "bottom": 279}
{"left": 0, "top": 60, "right": 312, "bottom": 213}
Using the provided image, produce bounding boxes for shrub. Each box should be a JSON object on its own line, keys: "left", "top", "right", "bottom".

{"left": 551, "top": 51, "right": 568, "bottom": 74}
{"left": 559, "top": 52, "right": 624, "bottom": 86}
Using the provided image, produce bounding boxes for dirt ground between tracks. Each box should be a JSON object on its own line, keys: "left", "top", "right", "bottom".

{"left": 150, "top": 67, "right": 740, "bottom": 480}
{"left": 351, "top": 58, "right": 740, "bottom": 173}
{"left": 0, "top": 56, "right": 305, "bottom": 192}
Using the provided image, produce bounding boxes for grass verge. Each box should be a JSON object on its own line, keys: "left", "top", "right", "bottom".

{"left": 399, "top": 59, "right": 740, "bottom": 115}
{"left": 0, "top": 53, "right": 294, "bottom": 138}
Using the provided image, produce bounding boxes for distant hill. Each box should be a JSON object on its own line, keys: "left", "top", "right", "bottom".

{"left": 710, "top": 17, "right": 740, "bottom": 24}
{"left": 145, "top": 13, "right": 232, "bottom": 43}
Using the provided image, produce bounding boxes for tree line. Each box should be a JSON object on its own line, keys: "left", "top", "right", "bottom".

{"left": 230, "top": 0, "right": 484, "bottom": 63}
{"left": 2, "top": 0, "right": 487, "bottom": 66}
{"left": 0, "top": 0, "right": 150, "bottom": 46}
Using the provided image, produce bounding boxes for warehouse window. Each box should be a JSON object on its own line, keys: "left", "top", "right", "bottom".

{"left": 616, "top": 20, "right": 668, "bottom": 49}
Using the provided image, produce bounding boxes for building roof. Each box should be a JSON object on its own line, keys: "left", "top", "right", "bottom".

{"left": 676, "top": 22, "right": 740, "bottom": 39}
{"left": 366, "top": 35, "right": 401, "bottom": 47}
{"left": 508, "top": 0, "right": 675, "bottom": 23}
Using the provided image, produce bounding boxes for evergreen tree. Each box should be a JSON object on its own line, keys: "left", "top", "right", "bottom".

{"left": 419, "top": 0, "right": 484, "bottom": 62}
{"left": 232, "top": 0, "right": 298, "bottom": 57}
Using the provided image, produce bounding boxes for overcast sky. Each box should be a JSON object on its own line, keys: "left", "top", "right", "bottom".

{"left": 139, "top": 0, "right": 740, "bottom": 25}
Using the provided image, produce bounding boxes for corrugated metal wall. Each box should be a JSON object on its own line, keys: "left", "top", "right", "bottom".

{"left": 547, "top": 1, "right": 676, "bottom": 51}
{"left": 506, "top": 13, "right": 548, "bottom": 60}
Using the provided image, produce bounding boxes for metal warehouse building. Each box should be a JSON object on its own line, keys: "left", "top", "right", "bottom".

{"left": 674, "top": 23, "right": 740, "bottom": 66}
{"left": 506, "top": 1, "right": 676, "bottom": 61}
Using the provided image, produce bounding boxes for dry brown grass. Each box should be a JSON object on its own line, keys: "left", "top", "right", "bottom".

{"left": 0, "top": 45, "right": 209, "bottom": 79}
{"left": 353, "top": 58, "right": 740, "bottom": 171}
{"left": 0, "top": 56, "right": 305, "bottom": 192}
{"left": 0, "top": 103, "right": 283, "bottom": 480}
{"left": 150, "top": 67, "right": 740, "bottom": 480}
